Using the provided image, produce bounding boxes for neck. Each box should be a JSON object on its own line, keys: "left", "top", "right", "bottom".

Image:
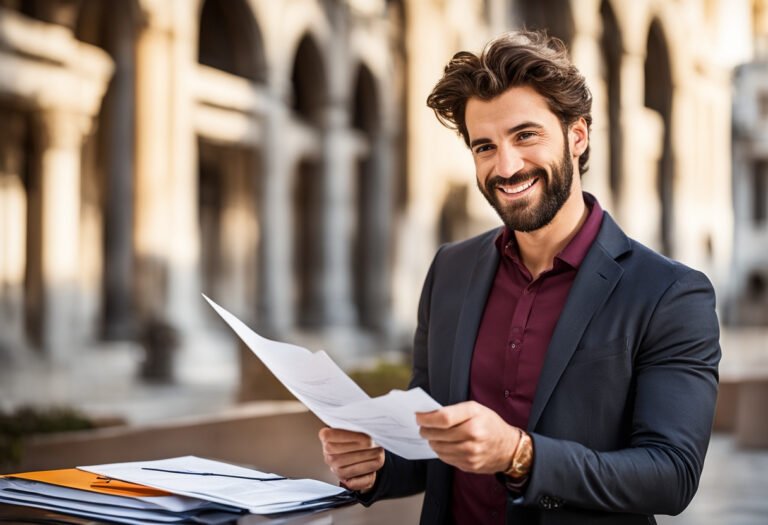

{"left": 515, "top": 190, "right": 588, "bottom": 280}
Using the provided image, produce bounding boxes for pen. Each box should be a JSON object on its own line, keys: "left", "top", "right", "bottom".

{"left": 140, "top": 467, "right": 288, "bottom": 481}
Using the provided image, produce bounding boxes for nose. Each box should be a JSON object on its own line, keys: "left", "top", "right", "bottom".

{"left": 496, "top": 144, "right": 524, "bottom": 178}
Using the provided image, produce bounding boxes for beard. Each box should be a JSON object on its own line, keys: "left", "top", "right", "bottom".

{"left": 477, "top": 141, "right": 574, "bottom": 232}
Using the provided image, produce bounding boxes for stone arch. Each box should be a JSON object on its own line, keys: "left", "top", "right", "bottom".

{"left": 198, "top": 0, "right": 266, "bottom": 82}
{"left": 292, "top": 157, "right": 323, "bottom": 328}
{"left": 351, "top": 63, "right": 383, "bottom": 331}
{"left": 195, "top": 0, "right": 266, "bottom": 320}
{"left": 197, "top": 140, "right": 261, "bottom": 319}
{"left": 75, "top": 0, "right": 140, "bottom": 340}
{"left": 385, "top": 0, "right": 408, "bottom": 212}
{"left": 291, "top": 33, "right": 328, "bottom": 329}
{"left": 515, "top": 0, "right": 575, "bottom": 48}
{"left": 600, "top": 0, "right": 623, "bottom": 204}
{"left": 291, "top": 34, "right": 328, "bottom": 125}
{"left": 644, "top": 18, "right": 674, "bottom": 256}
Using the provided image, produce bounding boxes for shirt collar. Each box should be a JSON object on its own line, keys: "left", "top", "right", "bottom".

{"left": 494, "top": 192, "right": 604, "bottom": 270}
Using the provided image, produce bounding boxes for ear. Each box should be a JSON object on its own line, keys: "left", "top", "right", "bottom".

{"left": 568, "top": 117, "right": 589, "bottom": 158}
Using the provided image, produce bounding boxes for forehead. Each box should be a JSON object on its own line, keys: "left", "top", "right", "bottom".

{"left": 465, "top": 86, "right": 560, "bottom": 137}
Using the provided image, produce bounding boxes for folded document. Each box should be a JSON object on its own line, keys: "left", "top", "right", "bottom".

{"left": 204, "top": 295, "right": 442, "bottom": 460}
{"left": 79, "top": 456, "right": 352, "bottom": 515}
{"left": 1, "top": 457, "right": 353, "bottom": 524}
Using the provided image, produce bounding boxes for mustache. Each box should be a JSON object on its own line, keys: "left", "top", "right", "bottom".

{"left": 485, "top": 167, "right": 547, "bottom": 192}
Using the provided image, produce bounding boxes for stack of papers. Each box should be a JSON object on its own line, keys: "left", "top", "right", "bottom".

{"left": 0, "top": 465, "right": 238, "bottom": 524}
{"left": 80, "top": 456, "right": 353, "bottom": 515}
{"left": 204, "top": 296, "right": 442, "bottom": 460}
{"left": 1, "top": 456, "right": 353, "bottom": 524}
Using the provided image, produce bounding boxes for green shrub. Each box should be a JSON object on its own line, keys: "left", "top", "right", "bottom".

{"left": 348, "top": 361, "right": 412, "bottom": 397}
{"left": 0, "top": 406, "right": 94, "bottom": 470}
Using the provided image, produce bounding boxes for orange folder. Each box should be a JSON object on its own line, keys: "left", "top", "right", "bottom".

{"left": 2, "top": 468, "right": 171, "bottom": 498}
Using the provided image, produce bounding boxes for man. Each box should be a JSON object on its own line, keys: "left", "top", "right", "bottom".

{"left": 319, "top": 31, "right": 720, "bottom": 524}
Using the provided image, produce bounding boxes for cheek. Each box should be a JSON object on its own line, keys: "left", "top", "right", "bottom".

{"left": 474, "top": 159, "right": 493, "bottom": 180}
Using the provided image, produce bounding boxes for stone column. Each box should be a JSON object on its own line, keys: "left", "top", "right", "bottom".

{"left": 165, "top": 4, "right": 204, "bottom": 335}
{"left": 37, "top": 110, "right": 88, "bottom": 360}
{"left": 0, "top": 111, "right": 27, "bottom": 356}
{"left": 615, "top": 51, "right": 663, "bottom": 250}
{"left": 569, "top": 3, "right": 613, "bottom": 207}
{"left": 619, "top": 104, "right": 664, "bottom": 249}
{"left": 102, "top": 19, "right": 136, "bottom": 340}
{"left": 320, "top": 102, "right": 355, "bottom": 327}
{"left": 365, "top": 130, "right": 395, "bottom": 335}
{"left": 220, "top": 149, "right": 256, "bottom": 318}
{"left": 133, "top": 12, "right": 173, "bottom": 321}
{"left": 258, "top": 80, "right": 294, "bottom": 337}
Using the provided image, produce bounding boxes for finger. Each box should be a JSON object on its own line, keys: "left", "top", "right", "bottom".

{"left": 342, "top": 472, "right": 377, "bottom": 492}
{"left": 427, "top": 439, "right": 475, "bottom": 457}
{"left": 333, "top": 455, "right": 384, "bottom": 481}
{"left": 416, "top": 402, "right": 478, "bottom": 429}
{"left": 426, "top": 442, "right": 480, "bottom": 471}
{"left": 419, "top": 425, "right": 465, "bottom": 441}
{"left": 323, "top": 438, "right": 378, "bottom": 455}
{"left": 319, "top": 427, "right": 374, "bottom": 446}
{"left": 325, "top": 447, "right": 384, "bottom": 469}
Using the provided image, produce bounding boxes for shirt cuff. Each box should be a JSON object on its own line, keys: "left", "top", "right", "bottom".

{"left": 494, "top": 471, "right": 530, "bottom": 495}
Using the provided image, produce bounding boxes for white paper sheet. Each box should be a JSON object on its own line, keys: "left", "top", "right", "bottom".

{"left": 204, "top": 295, "right": 441, "bottom": 460}
{"left": 78, "top": 456, "right": 348, "bottom": 514}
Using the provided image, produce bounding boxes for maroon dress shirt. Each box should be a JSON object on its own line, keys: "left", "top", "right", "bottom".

{"left": 451, "top": 196, "right": 604, "bottom": 524}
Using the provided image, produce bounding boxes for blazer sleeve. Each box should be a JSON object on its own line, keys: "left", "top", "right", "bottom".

{"left": 357, "top": 249, "right": 442, "bottom": 504}
{"left": 519, "top": 268, "right": 721, "bottom": 515}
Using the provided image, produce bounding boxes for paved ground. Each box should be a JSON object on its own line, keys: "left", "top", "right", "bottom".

{"left": 0, "top": 335, "right": 240, "bottom": 424}
{"left": 658, "top": 433, "right": 768, "bottom": 525}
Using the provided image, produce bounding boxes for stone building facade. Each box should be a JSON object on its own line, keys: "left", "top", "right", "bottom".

{"left": 731, "top": 61, "right": 768, "bottom": 325}
{"left": 0, "top": 0, "right": 761, "bottom": 381}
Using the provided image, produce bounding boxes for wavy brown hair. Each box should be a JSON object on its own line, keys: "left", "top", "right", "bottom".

{"left": 426, "top": 30, "right": 593, "bottom": 174}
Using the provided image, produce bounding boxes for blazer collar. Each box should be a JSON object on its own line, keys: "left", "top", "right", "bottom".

{"left": 448, "top": 228, "right": 502, "bottom": 405}
{"left": 527, "top": 212, "right": 630, "bottom": 430}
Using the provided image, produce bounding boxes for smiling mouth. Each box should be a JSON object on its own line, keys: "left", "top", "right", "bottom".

{"left": 497, "top": 177, "right": 538, "bottom": 195}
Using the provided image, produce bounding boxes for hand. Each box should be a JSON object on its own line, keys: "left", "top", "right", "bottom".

{"left": 318, "top": 428, "right": 385, "bottom": 492}
{"left": 417, "top": 401, "right": 521, "bottom": 474}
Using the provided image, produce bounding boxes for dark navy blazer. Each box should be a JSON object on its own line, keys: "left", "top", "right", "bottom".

{"left": 361, "top": 211, "right": 721, "bottom": 525}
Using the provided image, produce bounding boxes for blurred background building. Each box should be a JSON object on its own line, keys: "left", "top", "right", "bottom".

{"left": 2, "top": 1, "right": 768, "bottom": 522}
{"left": 0, "top": 0, "right": 766, "bottom": 415}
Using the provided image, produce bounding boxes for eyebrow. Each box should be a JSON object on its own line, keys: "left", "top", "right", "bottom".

{"left": 469, "top": 121, "right": 546, "bottom": 149}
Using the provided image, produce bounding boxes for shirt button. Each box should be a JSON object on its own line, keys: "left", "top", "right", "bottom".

{"left": 510, "top": 343, "right": 516, "bottom": 349}
{"left": 504, "top": 390, "right": 510, "bottom": 398}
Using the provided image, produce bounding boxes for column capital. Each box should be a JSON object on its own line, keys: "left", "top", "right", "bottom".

{"left": 35, "top": 110, "right": 91, "bottom": 150}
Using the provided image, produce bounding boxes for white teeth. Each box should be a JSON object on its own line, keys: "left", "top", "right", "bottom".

{"left": 499, "top": 178, "right": 536, "bottom": 194}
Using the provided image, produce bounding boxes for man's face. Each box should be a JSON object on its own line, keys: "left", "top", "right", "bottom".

{"left": 465, "top": 86, "right": 578, "bottom": 232}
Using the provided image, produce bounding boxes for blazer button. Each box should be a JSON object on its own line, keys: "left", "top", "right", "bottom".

{"left": 539, "top": 495, "right": 563, "bottom": 510}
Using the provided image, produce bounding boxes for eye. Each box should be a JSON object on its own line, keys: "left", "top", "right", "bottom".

{"left": 517, "top": 131, "right": 537, "bottom": 142}
{"left": 473, "top": 144, "right": 495, "bottom": 155}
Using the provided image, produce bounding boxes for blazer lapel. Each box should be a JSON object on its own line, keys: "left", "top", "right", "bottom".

{"left": 527, "top": 214, "right": 629, "bottom": 431}
{"left": 448, "top": 233, "right": 501, "bottom": 405}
